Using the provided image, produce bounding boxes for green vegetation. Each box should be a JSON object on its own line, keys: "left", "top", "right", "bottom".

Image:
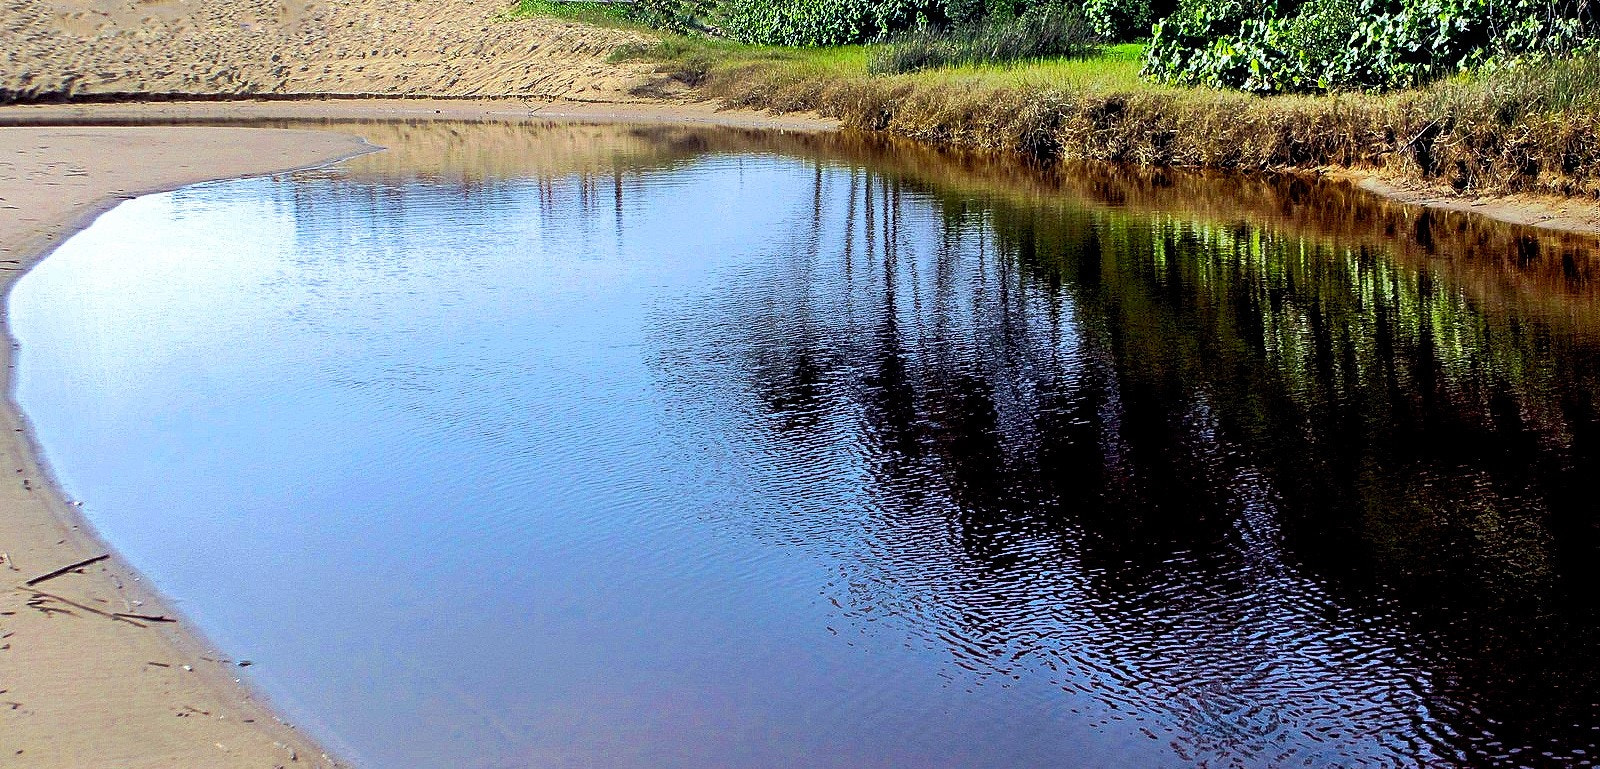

{"left": 591, "top": 0, "right": 1111, "bottom": 45}
{"left": 868, "top": 4, "right": 1098, "bottom": 73}
{"left": 510, "top": 0, "right": 1600, "bottom": 199}
{"left": 518, "top": 0, "right": 1596, "bottom": 95}
{"left": 504, "top": 0, "right": 642, "bottom": 26}
{"left": 621, "top": 36, "right": 1597, "bottom": 195}
{"left": 1147, "top": 0, "right": 1598, "bottom": 93}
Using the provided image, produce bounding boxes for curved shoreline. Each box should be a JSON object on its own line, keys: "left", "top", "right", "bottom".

{"left": 0, "top": 106, "right": 838, "bottom": 768}
{"left": 0, "top": 101, "right": 1594, "bottom": 769}
{"left": 0, "top": 125, "right": 376, "bottom": 768}
{"left": 0, "top": 98, "right": 840, "bottom": 133}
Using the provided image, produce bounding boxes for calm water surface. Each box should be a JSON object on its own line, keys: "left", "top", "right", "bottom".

{"left": 12, "top": 123, "right": 1600, "bottom": 768}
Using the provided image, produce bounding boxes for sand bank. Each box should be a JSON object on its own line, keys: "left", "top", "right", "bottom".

{"left": 1335, "top": 171, "right": 1600, "bottom": 238}
{"left": 0, "top": 125, "right": 372, "bottom": 768}
{"left": 0, "top": 98, "right": 840, "bottom": 133}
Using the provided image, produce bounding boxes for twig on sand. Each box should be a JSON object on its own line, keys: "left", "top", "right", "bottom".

{"left": 113, "top": 612, "right": 176, "bottom": 623}
{"left": 25, "top": 591, "right": 146, "bottom": 626}
{"left": 24, "top": 554, "right": 109, "bottom": 586}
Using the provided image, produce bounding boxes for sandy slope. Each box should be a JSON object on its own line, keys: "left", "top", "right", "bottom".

{"left": 2, "top": 0, "right": 656, "bottom": 102}
{"left": 0, "top": 126, "right": 372, "bottom": 769}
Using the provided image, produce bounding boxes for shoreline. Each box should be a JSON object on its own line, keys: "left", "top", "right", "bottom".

{"left": 4, "top": 99, "right": 1598, "bottom": 239}
{"left": 1331, "top": 170, "right": 1600, "bottom": 237}
{"left": 0, "top": 125, "right": 376, "bottom": 768}
{"left": 0, "top": 104, "right": 838, "bottom": 768}
{"left": 0, "top": 98, "right": 840, "bottom": 133}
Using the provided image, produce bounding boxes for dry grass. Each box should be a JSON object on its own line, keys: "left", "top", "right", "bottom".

{"left": 625, "top": 38, "right": 1600, "bottom": 198}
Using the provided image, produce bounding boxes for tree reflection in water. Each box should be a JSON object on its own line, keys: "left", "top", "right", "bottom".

{"left": 640, "top": 150, "right": 1600, "bottom": 767}
{"left": 254, "top": 121, "right": 1600, "bottom": 765}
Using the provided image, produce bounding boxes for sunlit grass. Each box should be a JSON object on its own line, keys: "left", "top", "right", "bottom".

{"left": 501, "top": 0, "right": 648, "bottom": 29}
{"left": 896, "top": 44, "right": 1160, "bottom": 92}
{"left": 626, "top": 36, "right": 1160, "bottom": 93}
{"left": 519, "top": 7, "right": 1598, "bottom": 195}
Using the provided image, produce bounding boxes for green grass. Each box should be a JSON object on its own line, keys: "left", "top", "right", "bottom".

{"left": 896, "top": 43, "right": 1155, "bottom": 91}
{"left": 866, "top": 6, "right": 1100, "bottom": 75}
{"left": 500, "top": 0, "right": 647, "bottom": 29}
{"left": 524, "top": 9, "right": 1598, "bottom": 198}
{"left": 623, "top": 34, "right": 1155, "bottom": 91}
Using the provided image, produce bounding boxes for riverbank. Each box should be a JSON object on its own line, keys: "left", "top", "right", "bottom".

{"left": 624, "top": 37, "right": 1600, "bottom": 202}
{"left": 0, "top": 125, "right": 372, "bottom": 768}
{"left": 6, "top": 98, "right": 1600, "bottom": 238}
{"left": 0, "top": 98, "right": 839, "bottom": 133}
{"left": 7, "top": 0, "right": 1600, "bottom": 232}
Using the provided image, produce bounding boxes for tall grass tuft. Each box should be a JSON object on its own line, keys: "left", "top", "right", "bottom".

{"left": 867, "top": 5, "right": 1100, "bottom": 75}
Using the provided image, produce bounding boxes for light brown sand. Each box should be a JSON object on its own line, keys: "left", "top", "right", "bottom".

{"left": 2, "top": 0, "right": 662, "bottom": 102}
{"left": 1337, "top": 171, "right": 1600, "bottom": 237}
{"left": 0, "top": 125, "right": 372, "bottom": 769}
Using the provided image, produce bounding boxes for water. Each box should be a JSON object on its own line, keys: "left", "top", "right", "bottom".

{"left": 11, "top": 121, "right": 1600, "bottom": 768}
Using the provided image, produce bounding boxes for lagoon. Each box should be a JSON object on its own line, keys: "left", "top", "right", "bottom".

{"left": 11, "top": 121, "right": 1600, "bottom": 768}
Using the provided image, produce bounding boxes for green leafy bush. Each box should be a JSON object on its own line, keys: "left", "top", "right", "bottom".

{"left": 1084, "top": 0, "right": 1177, "bottom": 40}
{"left": 1146, "top": 0, "right": 1598, "bottom": 92}
{"left": 710, "top": 0, "right": 931, "bottom": 45}
{"left": 868, "top": 3, "right": 1099, "bottom": 73}
{"left": 628, "top": 0, "right": 1089, "bottom": 46}
{"left": 629, "top": 0, "right": 718, "bottom": 32}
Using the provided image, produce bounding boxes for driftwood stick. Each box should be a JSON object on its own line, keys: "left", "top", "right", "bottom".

{"left": 113, "top": 612, "right": 176, "bottom": 623}
{"left": 27, "top": 590, "right": 146, "bottom": 626}
{"left": 24, "top": 554, "right": 110, "bottom": 586}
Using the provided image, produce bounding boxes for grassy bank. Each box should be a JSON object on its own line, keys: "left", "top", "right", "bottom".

{"left": 502, "top": 0, "right": 1599, "bottom": 201}
{"left": 608, "top": 33, "right": 1600, "bottom": 198}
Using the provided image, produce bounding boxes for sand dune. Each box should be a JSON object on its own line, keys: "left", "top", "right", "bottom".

{"left": 2, "top": 0, "right": 657, "bottom": 102}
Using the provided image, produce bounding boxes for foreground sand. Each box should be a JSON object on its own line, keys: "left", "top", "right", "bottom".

{"left": 0, "top": 126, "right": 372, "bottom": 768}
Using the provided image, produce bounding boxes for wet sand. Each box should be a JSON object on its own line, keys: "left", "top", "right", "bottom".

{"left": 1337, "top": 171, "right": 1600, "bottom": 237}
{"left": 0, "top": 98, "right": 840, "bottom": 133}
{"left": 0, "top": 125, "right": 372, "bottom": 768}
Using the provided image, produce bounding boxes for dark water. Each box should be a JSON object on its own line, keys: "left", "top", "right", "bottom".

{"left": 11, "top": 122, "right": 1600, "bottom": 768}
